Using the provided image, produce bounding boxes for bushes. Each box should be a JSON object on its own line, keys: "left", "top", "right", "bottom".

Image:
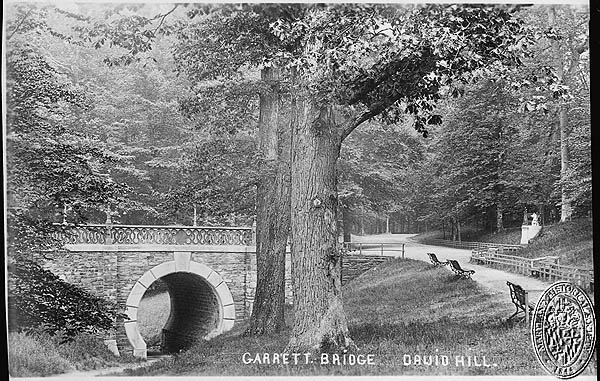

{"left": 7, "top": 258, "right": 124, "bottom": 341}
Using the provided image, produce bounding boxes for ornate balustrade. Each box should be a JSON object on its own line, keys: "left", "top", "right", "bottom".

{"left": 52, "top": 224, "right": 254, "bottom": 246}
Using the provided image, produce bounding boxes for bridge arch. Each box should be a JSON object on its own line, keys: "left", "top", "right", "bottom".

{"left": 124, "top": 254, "right": 235, "bottom": 358}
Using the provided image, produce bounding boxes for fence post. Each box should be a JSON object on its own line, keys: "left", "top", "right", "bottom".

{"left": 104, "top": 215, "right": 113, "bottom": 245}
{"left": 359, "top": 242, "right": 362, "bottom": 256}
{"left": 251, "top": 220, "right": 257, "bottom": 246}
{"left": 525, "top": 292, "right": 530, "bottom": 326}
{"left": 402, "top": 243, "right": 405, "bottom": 259}
{"left": 381, "top": 244, "right": 384, "bottom": 256}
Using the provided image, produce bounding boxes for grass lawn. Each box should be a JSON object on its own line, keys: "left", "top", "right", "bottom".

{"left": 8, "top": 330, "right": 134, "bottom": 377}
{"left": 125, "top": 258, "right": 596, "bottom": 377}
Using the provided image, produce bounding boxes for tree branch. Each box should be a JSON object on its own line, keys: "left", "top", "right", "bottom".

{"left": 340, "top": 102, "right": 388, "bottom": 142}
{"left": 152, "top": 4, "right": 179, "bottom": 34}
{"left": 8, "top": 8, "right": 33, "bottom": 40}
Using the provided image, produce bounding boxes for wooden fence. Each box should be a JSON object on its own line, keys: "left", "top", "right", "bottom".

{"left": 420, "top": 238, "right": 523, "bottom": 253}
{"left": 341, "top": 254, "right": 394, "bottom": 285}
{"left": 471, "top": 249, "right": 594, "bottom": 291}
{"left": 342, "top": 242, "right": 405, "bottom": 258}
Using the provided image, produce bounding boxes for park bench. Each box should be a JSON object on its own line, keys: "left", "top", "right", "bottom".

{"left": 506, "top": 281, "right": 534, "bottom": 324}
{"left": 427, "top": 252, "right": 448, "bottom": 267}
{"left": 447, "top": 259, "right": 475, "bottom": 279}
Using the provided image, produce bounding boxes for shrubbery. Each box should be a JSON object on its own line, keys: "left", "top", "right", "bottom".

{"left": 7, "top": 258, "right": 124, "bottom": 341}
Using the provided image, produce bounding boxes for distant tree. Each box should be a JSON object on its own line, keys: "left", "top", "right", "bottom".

{"left": 435, "top": 81, "right": 523, "bottom": 231}
{"left": 338, "top": 121, "right": 425, "bottom": 238}
{"left": 516, "top": 5, "right": 590, "bottom": 221}
{"left": 154, "top": 136, "right": 257, "bottom": 225}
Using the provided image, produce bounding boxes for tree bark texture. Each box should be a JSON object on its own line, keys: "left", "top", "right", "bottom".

{"left": 246, "top": 67, "right": 291, "bottom": 335}
{"left": 287, "top": 97, "right": 353, "bottom": 353}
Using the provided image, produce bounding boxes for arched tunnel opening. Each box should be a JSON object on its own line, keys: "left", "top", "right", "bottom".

{"left": 138, "top": 272, "right": 221, "bottom": 354}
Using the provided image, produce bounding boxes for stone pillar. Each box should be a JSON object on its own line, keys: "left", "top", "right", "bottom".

{"left": 521, "top": 224, "right": 542, "bottom": 244}
{"left": 520, "top": 225, "right": 529, "bottom": 245}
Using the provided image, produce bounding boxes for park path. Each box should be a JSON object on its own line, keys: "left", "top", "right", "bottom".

{"left": 48, "top": 355, "right": 168, "bottom": 378}
{"left": 351, "top": 233, "right": 550, "bottom": 303}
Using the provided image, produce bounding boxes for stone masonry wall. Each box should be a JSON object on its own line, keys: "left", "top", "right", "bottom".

{"left": 33, "top": 245, "right": 391, "bottom": 355}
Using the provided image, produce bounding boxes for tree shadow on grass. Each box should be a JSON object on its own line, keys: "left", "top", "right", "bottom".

{"left": 348, "top": 314, "right": 517, "bottom": 348}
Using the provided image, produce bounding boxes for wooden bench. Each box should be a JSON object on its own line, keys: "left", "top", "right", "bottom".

{"left": 506, "top": 281, "right": 534, "bottom": 325}
{"left": 427, "top": 252, "right": 448, "bottom": 267}
{"left": 447, "top": 259, "right": 475, "bottom": 279}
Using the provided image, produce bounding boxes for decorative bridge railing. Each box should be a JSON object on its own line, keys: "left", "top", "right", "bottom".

{"left": 52, "top": 224, "right": 254, "bottom": 246}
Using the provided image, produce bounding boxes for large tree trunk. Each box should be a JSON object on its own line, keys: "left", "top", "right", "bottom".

{"left": 246, "top": 67, "right": 291, "bottom": 335}
{"left": 287, "top": 97, "right": 353, "bottom": 353}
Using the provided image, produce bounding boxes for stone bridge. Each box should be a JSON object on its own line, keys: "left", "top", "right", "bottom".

{"left": 35, "top": 224, "right": 390, "bottom": 359}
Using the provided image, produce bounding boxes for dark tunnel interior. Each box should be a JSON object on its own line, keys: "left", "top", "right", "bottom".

{"left": 156, "top": 272, "right": 221, "bottom": 353}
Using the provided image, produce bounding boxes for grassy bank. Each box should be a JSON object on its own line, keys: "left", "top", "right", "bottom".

{"left": 125, "top": 258, "right": 591, "bottom": 377}
{"left": 8, "top": 330, "right": 132, "bottom": 377}
{"left": 414, "top": 219, "right": 593, "bottom": 267}
{"left": 519, "top": 219, "right": 593, "bottom": 267}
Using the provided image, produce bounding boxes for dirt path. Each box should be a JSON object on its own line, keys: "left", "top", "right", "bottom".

{"left": 351, "top": 233, "right": 550, "bottom": 302}
{"left": 48, "top": 355, "right": 167, "bottom": 378}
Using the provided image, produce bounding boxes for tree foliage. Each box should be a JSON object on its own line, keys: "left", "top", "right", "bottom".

{"left": 6, "top": 39, "right": 125, "bottom": 254}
